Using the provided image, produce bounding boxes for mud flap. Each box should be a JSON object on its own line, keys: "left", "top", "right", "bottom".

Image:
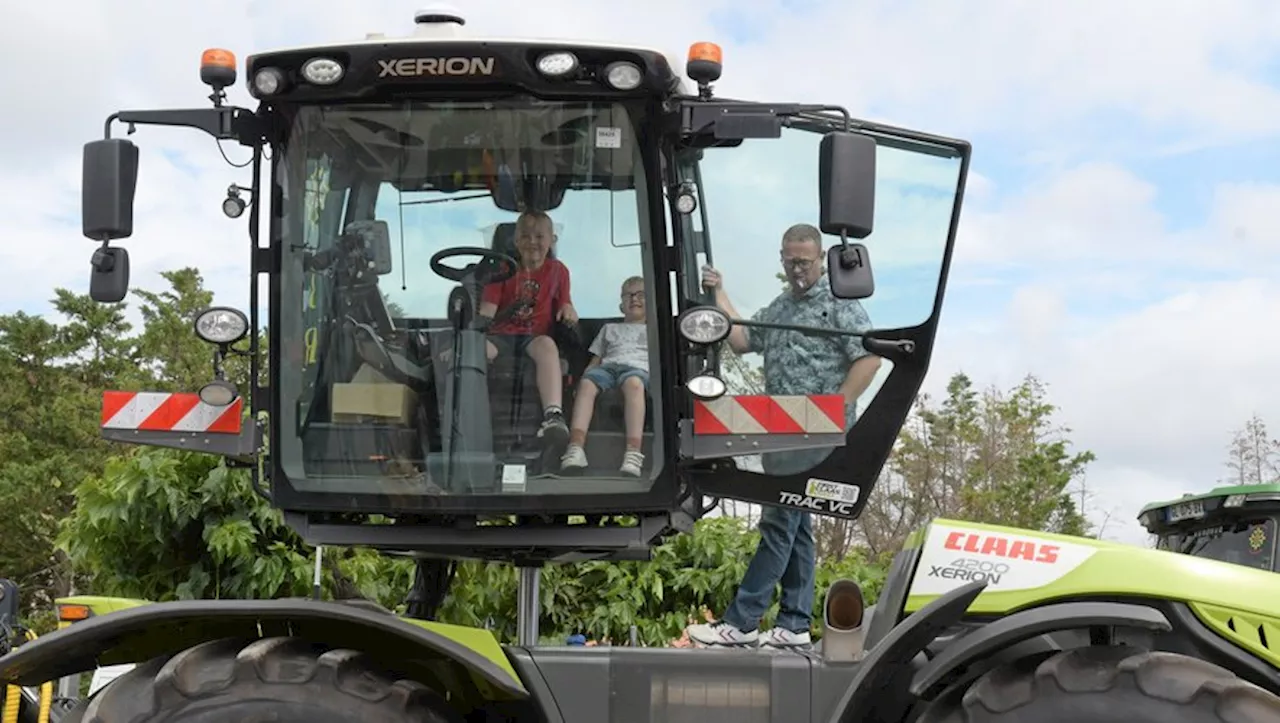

{"left": 823, "top": 579, "right": 986, "bottom": 723}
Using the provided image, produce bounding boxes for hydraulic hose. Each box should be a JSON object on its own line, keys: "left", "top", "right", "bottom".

{"left": 38, "top": 682, "right": 51, "bottom": 723}
{"left": 2, "top": 684, "right": 18, "bottom": 723}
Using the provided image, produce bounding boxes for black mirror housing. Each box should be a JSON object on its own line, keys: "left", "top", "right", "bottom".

{"left": 89, "top": 246, "right": 130, "bottom": 303}
{"left": 827, "top": 243, "right": 875, "bottom": 300}
{"left": 818, "top": 131, "right": 876, "bottom": 239}
{"left": 82, "top": 139, "right": 140, "bottom": 242}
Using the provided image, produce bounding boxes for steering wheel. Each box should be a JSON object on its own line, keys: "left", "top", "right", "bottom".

{"left": 429, "top": 246, "right": 519, "bottom": 285}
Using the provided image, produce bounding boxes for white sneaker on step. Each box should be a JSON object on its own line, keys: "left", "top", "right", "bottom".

{"left": 760, "top": 627, "right": 812, "bottom": 650}
{"left": 684, "top": 620, "right": 759, "bottom": 648}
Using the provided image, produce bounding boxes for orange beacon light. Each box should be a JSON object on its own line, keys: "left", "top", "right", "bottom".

{"left": 686, "top": 42, "right": 723, "bottom": 91}
{"left": 200, "top": 48, "right": 238, "bottom": 92}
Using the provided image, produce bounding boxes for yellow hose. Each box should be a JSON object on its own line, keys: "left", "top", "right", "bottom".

{"left": 0, "top": 629, "right": 53, "bottom": 723}
{"left": 37, "top": 681, "right": 50, "bottom": 723}
{"left": 2, "top": 684, "right": 18, "bottom": 723}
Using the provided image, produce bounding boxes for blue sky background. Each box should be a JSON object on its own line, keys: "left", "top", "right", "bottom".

{"left": 3, "top": 0, "right": 1279, "bottom": 546}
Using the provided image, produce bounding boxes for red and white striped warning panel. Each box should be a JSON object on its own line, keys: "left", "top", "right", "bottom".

{"left": 693, "top": 395, "right": 846, "bottom": 435}
{"left": 101, "top": 391, "right": 243, "bottom": 434}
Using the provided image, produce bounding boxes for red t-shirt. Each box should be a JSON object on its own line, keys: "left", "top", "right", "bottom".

{"left": 482, "top": 259, "right": 572, "bottom": 336}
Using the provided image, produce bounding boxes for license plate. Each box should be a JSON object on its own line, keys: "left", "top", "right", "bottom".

{"left": 1166, "top": 499, "right": 1205, "bottom": 523}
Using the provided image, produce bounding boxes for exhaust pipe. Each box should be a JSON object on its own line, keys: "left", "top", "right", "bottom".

{"left": 820, "top": 578, "right": 869, "bottom": 663}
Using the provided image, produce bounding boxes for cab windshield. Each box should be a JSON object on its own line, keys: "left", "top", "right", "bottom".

{"left": 1159, "top": 517, "right": 1277, "bottom": 572}
{"left": 274, "top": 98, "right": 661, "bottom": 499}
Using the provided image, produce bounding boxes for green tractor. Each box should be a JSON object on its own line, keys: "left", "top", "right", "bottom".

{"left": 1139, "top": 484, "right": 1280, "bottom": 573}
{"left": 5, "top": 7, "right": 1280, "bottom": 722}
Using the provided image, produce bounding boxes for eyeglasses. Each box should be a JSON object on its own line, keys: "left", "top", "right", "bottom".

{"left": 781, "top": 257, "right": 820, "bottom": 270}
{"left": 622, "top": 290, "right": 646, "bottom": 301}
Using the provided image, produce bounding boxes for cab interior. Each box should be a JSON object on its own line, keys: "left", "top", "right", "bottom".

{"left": 296, "top": 221, "right": 657, "bottom": 492}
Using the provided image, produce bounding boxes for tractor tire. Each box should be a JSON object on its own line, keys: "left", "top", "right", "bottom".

{"left": 70, "top": 637, "right": 462, "bottom": 723}
{"left": 918, "top": 644, "right": 1280, "bottom": 723}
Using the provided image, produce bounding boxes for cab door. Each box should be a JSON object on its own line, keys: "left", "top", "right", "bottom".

{"left": 672, "top": 115, "right": 972, "bottom": 521}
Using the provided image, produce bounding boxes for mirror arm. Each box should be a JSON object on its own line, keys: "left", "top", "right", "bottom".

{"left": 103, "top": 106, "right": 260, "bottom": 145}
{"left": 678, "top": 100, "right": 853, "bottom": 139}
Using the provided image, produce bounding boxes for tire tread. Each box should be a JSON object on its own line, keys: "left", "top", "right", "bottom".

{"left": 927, "top": 645, "right": 1280, "bottom": 723}
{"left": 78, "top": 636, "right": 459, "bottom": 723}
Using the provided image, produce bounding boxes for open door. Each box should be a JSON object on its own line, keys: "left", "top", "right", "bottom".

{"left": 679, "top": 115, "right": 971, "bottom": 521}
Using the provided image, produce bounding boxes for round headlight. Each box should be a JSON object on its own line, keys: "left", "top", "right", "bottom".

{"left": 537, "top": 51, "right": 579, "bottom": 76}
{"left": 302, "top": 57, "right": 344, "bottom": 85}
{"left": 194, "top": 306, "right": 249, "bottom": 345}
{"left": 674, "top": 192, "right": 697, "bottom": 214}
{"left": 678, "top": 306, "right": 731, "bottom": 345}
{"left": 222, "top": 195, "right": 245, "bottom": 218}
{"left": 198, "top": 379, "right": 239, "bottom": 407}
{"left": 604, "top": 61, "right": 643, "bottom": 90}
{"left": 686, "top": 374, "right": 727, "bottom": 400}
{"left": 252, "top": 67, "right": 285, "bottom": 96}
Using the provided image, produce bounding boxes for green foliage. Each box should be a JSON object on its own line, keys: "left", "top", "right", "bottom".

{"left": 436, "top": 516, "right": 887, "bottom": 645}
{"left": 58, "top": 445, "right": 413, "bottom": 608}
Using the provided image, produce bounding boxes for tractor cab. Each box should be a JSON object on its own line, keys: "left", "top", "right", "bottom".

{"left": 79, "top": 10, "right": 970, "bottom": 566}
{"left": 1139, "top": 484, "right": 1280, "bottom": 573}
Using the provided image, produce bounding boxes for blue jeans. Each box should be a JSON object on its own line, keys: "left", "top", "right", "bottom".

{"left": 722, "top": 505, "right": 816, "bottom": 634}
{"left": 582, "top": 362, "right": 649, "bottom": 391}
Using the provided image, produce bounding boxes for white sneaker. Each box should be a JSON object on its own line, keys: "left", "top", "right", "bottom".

{"left": 684, "top": 621, "right": 758, "bottom": 648}
{"left": 560, "top": 444, "right": 587, "bottom": 470}
{"left": 760, "top": 627, "right": 812, "bottom": 650}
{"left": 620, "top": 449, "right": 644, "bottom": 476}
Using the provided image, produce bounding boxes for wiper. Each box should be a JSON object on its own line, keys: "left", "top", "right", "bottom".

{"left": 1182, "top": 534, "right": 1216, "bottom": 556}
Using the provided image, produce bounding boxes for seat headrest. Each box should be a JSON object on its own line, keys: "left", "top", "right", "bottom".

{"left": 492, "top": 222, "right": 518, "bottom": 257}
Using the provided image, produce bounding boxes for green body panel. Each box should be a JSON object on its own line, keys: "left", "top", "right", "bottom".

{"left": 49, "top": 595, "right": 519, "bottom": 686}
{"left": 402, "top": 617, "right": 520, "bottom": 683}
{"left": 902, "top": 518, "right": 1280, "bottom": 635}
{"left": 55, "top": 595, "right": 152, "bottom": 614}
{"left": 1188, "top": 602, "right": 1280, "bottom": 669}
{"left": 1140, "top": 483, "right": 1280, "bottom": 515}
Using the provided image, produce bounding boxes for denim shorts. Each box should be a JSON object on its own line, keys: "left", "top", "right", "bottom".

{"left": 582, "top": 362, "right": 649, "bottom": 391}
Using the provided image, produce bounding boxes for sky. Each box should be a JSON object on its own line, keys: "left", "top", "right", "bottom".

{"left": 3, "top": 0, "right": 1279, "bottom": 547}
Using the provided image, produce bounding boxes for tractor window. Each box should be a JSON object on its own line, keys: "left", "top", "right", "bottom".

{"left": 689, "top": 125, "right": 961, "bottom": 479}
{"left": 274, "top": 98, "right": 664, "bottom": 503}
{"left": 1160, "top": 518, "right": 1276, "bottom": 572}
{"left": 370, "top": 182, "right": 646, "bottom": 323}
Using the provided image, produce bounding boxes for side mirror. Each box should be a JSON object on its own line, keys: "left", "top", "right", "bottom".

{"left": 826, "top": 243, "right": 875, "bottom": 299}
{"left": 82, "top": 139, "right": 140, "bottom": 242}
{"left": 89, "top": 246, "right": 130, "bottom": 303}
{"left": 818, "top": 131, "right": 876, "bottom": 239}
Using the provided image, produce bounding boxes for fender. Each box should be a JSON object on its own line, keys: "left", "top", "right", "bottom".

{"left": 824, "top": 579, "right": 987, "bottom": 723}
{"left": 908, "top": 601, "right": 1173, "bottom": 700}
{"left": 0, "top": 598, "right": 527, "bottom": 702}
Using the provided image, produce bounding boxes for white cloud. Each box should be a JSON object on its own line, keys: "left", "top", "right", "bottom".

{"left": 5, "top": 0, "right": 1280, "bottom": 557}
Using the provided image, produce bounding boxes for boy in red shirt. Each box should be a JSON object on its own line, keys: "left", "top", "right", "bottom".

{"left": 478, "top": 210, "right": 577, "bottom": 454}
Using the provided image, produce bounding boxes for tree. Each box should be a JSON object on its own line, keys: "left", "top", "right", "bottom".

{"left": 858, "top": 372, "right": 1093, "bottom": 557}
{"left": 58, "top": 446, "right": 411, "bottom": 608}
{"left": 0, "top": 268, "right": 254, "bottom": 619}
{"left": 1224, "top": 414, "right": 1280, "bottom": 485}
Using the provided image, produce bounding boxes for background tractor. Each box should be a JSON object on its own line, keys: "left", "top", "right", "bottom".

{"left": 3, "top": 7, "right": 1280, "bottom": 723}
{"left": 1139, "top": 483, "right": 1280, "bottom": 573}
